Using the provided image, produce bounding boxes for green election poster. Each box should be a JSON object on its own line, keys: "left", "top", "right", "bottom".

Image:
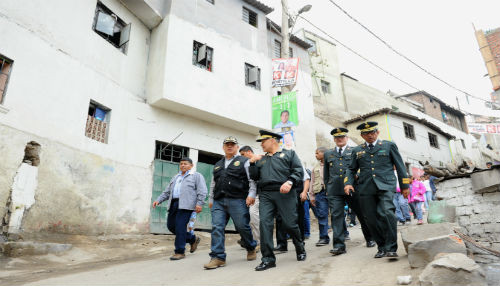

{"left": 272, "top": 91, "right": 299, "bottom": 129}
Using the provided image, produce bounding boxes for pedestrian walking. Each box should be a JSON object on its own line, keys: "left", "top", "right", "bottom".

{"left": 204, "top": 136, "right": 257, "bottom": 270}
{"left": 308, "top": 147, "right": 331, "bottom": 246}
{"left": 249, "top": 130, "right": 306, "bottom": 271}
{"left": 344, "top": 122, "right": 410, "bottom": 259}
{"left": 152, "top": 157, "right": 207, "bottom": 261}
{"left": 409, "top": 177, "right": 426, "bottom": 225}
{"left": 422, "top": 174, "right": 433, "bottom": 211}
{"left": 325, "top": 128, "right": 376, "bottom": 256}
{"left": 239, "top": 145, "right": 260, "bottom": 251}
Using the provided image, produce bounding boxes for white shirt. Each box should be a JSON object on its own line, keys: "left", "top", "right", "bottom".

{"left": 336, "top": 146, "right": 346, "bottom": 155}
{"left": 365, "top": 139, "right": 379, "bottom": 148}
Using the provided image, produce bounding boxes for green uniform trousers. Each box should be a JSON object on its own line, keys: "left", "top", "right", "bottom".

{"left": 259, "top": 190, "right": 304, "bottom": 263}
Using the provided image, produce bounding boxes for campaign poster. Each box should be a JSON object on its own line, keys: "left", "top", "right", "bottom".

{"left": 272, "top": 58, "right": 299, "bottom": 87}
{"left": 278, "top": 130, "right": 296, "bottom": 150}
{"left": 272, "top": 91, "right": 298, "bottom": 129}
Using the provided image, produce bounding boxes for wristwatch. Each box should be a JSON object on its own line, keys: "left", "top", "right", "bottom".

{"left": 286, "top": 180, "right": 293, "bottom": 186}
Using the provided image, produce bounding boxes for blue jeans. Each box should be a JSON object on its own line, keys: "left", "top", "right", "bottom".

{"left": 167, "top": 199, "right": 196, "bottom": 254}
{"left": 393, "top": 192, "right": 411, "bottom": 222}
{"left": 411, "top": 201, "right": 424, "bottom": 220}
{"left": 303, "top": 200, "right": 311, "bottom": 237}
{"left": 424, "top": 191, "right": 433, "bottom": 209}
{"left": 210, "top": 197, "right": 256, "bottom": 261}
{"left": 310, "top": 190, "right": 330, "bottom": 240}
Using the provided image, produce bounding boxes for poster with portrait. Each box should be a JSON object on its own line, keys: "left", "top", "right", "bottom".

{"left": 272, "top": 58, "right": 299, "bottom": 87}
{"left": 271, "top": 91, "right": 299, "bottom": 129}
{"left": 279, "top": 131, "right": 296, "bottom": 150}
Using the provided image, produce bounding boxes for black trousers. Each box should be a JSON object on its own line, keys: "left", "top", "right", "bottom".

{"left": 276, "top": 188, "right": 305, "bottom": 247}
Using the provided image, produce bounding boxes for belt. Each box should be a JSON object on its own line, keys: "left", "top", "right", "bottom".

{"left": 171, "top": 198, "right": 179, "bottom": 202}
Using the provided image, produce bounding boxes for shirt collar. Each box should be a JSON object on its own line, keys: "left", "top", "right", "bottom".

{"left": 366, "top": 139, "right": 379, "bottom": 147}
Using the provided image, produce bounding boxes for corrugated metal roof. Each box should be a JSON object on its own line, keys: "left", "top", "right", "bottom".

{"left": 343, "top": 107, "right": 456, "bottom": 139}
{"left": 242, "top": 0, "right": 274, "bottom": 15}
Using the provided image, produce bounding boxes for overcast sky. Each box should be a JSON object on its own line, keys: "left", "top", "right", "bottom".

{"left": 262, "top": 0, "right": 500, "bottom": 115}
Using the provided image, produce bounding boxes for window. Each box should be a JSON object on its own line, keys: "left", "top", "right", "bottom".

{"left": 206, "top": 0, "right": 214, "bottom": 4}
{"left": 92, "top": 1, "right": 131, "bottom": 53}
{"left": 0, "top": 54, "right": 13, "bottom": 105}
{"left": 274, "top": 40, "right": 281, "bottom": 58}
{"left": 245, "top": 63, "right": 260, "bottom": 90}
{"left": 321, "top": 80, "right": 330, "bottom": 94}
{"left": 428, "top": 133, "right": 439, "bottom": 148}
{"left": 289, "top": 47, "right": 293, "bottom": 58}
{"left": 305, "top": 38, "right": 317, "bottom": 54}
{"left": 192, "top": 41, "right": 213, "bottom": 71}
{"left": 86, "top": 101, "right": 110, "bottom": 143}
{"left": 242, "top": 7, "right": 258, "bottom": 27}
{"left": 403, "top": 122, "right": 415, "bottom": 140}
{"left": 461, "top": 139, "right": 466, "bottom": 149}
{"left": 155, "top": 141, "right": 189, "bottom": 162}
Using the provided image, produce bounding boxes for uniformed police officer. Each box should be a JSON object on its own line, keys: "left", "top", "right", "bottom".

{"left": 344, "top": 122, "right": 410, "bottom": 258}
{"left": 249, "top": 130, "right": 306, "bottom": 271}
{"left": 324, "top": 128, "right": 376, "bottom": 256}
{"left": 204, "top": 136, "right": 257, "bottom": 270}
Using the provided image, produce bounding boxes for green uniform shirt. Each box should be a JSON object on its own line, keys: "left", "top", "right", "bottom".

{"left": 324, "top": 146, "right": 354, "bottom": 196}
{"left": 249, "top": 149, "right": 303, "bottom": 191}
{"left": 345, "top": 140, "right": 409, "bottom": 194}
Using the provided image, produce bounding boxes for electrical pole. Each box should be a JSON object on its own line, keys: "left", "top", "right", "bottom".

{"left": 281, "top": 0, "right": 290, "bottom": 94}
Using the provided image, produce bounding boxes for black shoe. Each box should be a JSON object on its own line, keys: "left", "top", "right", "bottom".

{"left": 366, "top": 241, "right": 376, "bottom": 248}
{"left": 344, "top": 235, "right": 351, "bottom": 241}
{"left": 386, "top": 251, "right": 398, "bottom": 258}
{"left": 255, "top": 261, "right": 276, "bottom": 271}
{"left": 330, "top": 247, "right": 346, "bottom": 256}
{"left": 296, "top": 252, "right": 307, "bottom": 261}
{"left": 374, "top": 250, "right": 386, "bottom": 258}
{"left": 315, "top": 239, "right": 329, "bottom": 246}
{"left": 406, "top": 218, "right": 411, "bottom": 222}
{"left": 274, "top": 245, "right": 288, "bottom": 253}
{"left": 398, "top": 220, "right": 406, "bottom": 226}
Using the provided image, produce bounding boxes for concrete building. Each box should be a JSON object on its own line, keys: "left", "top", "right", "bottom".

{"left": 344, "top": 108, "right": 454, "bottom": 175}
{"left": 0, "top": 0, "right": 316, "bottom": 235}
{"left": 474, "top": 27, "right": 500, "bottom": 108}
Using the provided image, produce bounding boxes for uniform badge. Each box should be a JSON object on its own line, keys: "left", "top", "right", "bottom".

{"left": 234, "top": 161, "right": 240, "bottom": 166}
{"left": 402, "top": 178, "right": 410, "bottom": 184}
{"left": 330, "top": 162, "right": 333, "bottom": 166}
{"left": 344, "top": 177, "right": 348, "bottom": 183}
{"left": 280, "top": 153, "right": 285, "bottom": 158}
{"left": 214, "top": 166, "right": 221, "bottom": 170}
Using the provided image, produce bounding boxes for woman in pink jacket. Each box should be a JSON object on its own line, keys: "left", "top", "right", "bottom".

{"left": 408, "top": 177, "right": 426, "bottom": 225}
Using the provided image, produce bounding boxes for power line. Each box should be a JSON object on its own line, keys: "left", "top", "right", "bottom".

{"left": 325, "top": 0, "right": 493, "bottom": 105}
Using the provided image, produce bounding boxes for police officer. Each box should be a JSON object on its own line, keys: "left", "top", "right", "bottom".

{"left": 204, "top": 136, "right": 257, "bottom": 269}
{"left": 249, "top": 130, "right": 306, "bottom": 271}
{"left": 324, "top": 128, "right": 376, "bottom": 256}
{"left": 344, "top": 122, "right": 410, "bottom": 258}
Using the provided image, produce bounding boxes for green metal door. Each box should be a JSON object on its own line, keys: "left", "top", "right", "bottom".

{"left": 196, "top": 162, "right": 234, "bottom": 231}
{"left": 150, "top": 160, "right": 179, "bottom": 234}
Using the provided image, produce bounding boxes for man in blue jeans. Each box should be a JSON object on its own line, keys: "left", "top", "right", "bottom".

{"left": 308, "top": 147, "right": 330, "bottom": 246}
{"left": 152, "top": 157, "right": 207, "bottom": 260}
{"left": 204, "top": 136, "right": 257, "bottom": 269}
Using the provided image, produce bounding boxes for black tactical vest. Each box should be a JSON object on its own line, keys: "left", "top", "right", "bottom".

{"left": 213, "top": 156, "right": 249, "bottom": 200}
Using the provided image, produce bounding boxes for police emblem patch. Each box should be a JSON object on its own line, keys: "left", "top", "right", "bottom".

{"left": 234, "top": 161, "right": 240, "bottom": 166}
{"left": 280, "top": 153, "right": 285, "bottom": 158}
{"left": 344, "top": 177, "right": 348, "bottom": 183}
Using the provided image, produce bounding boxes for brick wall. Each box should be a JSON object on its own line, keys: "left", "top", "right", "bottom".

{"left": 486, "top": 29, "right": 500, "bottom": 78}
{"left": 407, "top": 94, "right": 443, "bottom": 122}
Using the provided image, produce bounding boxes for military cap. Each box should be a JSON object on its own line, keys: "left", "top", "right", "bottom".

{"left": 356, "top": 121, "right": 378, "bottom": 133}
{"left": 330, "top": 127, "right": 348, "bottom": 137}
{"left": 223, "top": 136, "right": 238, "bottom": 144}
{"left": 256, "top": 130, "right": 282, "bottom": 142}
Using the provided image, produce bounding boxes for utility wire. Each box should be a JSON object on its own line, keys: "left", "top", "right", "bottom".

{"left": 325, "top": 0, "right": 492, "bottom": 105}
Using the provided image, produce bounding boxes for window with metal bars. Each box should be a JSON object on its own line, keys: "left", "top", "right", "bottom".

{"left": 428, "top": 133, "right": 439, "bottom": 148}
{"left": 242, "top": 7, "right": 258, "bottom": 27}
{"left": 274, "top": 40, "right": 281, "bottom": 58}
{"left": 192, "top": 41, "right": 213, "bottom": 71}
{"left": 92, "top": 1, "right": 131, "bottom": 54}
{"left": 155, "top": 141, "right": 190, "bottom": 163}
{"left": 320, "top": 80, "right": 330, "bottom": 94}
{"left": 403, "top": 122, "right": 415, "bottom": 140}
{"left": 245, "top": 63, "right": 261, "bottom": 90}
{"left": 85, "top": 101, "right": 110, "bottom": 143}
{"left": 0, "top": 54, "right": 13, "bottom": 105}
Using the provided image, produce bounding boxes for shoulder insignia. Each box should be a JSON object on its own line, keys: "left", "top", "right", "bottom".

{"left": 234, "top": 161, "right": 240, "bottom": 166}
{"left": 402, "top": 178, "right": 410, "bottom": 184}
{"left": 280, "top": 153, "right": 285, "bottom": 158}
{"left": 214, "top": 166, "right": 221, "bottom": 170}
{"left": 344, "top": 177, "right": 348, "bottom": 183}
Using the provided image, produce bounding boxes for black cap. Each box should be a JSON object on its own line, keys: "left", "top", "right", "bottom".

{"left": 356, "top": 121, "right": 378, "bottom": 133}
{"left": 256, "top": 130, "right": 282, "bottom": 142}
{"left": 330, "top": 127, "right": 348, "bottom": 137}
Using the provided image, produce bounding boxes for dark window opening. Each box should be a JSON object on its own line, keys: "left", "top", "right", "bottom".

{"left": 242, "top": 7, "right": 258, "bottom": 27}
{"left": 403, "top": 122, "right": 415, "bottom": 140}
{"left": 198, "top": 150, "right": 223, "bottom": 165}
{"left": 321, "top": 80, "right": 330, "bottom": 94}
{"left": 192, "top": 41, "right": 213, "bottom": 71}
{"left": 245, "top": 63, "right": 261, "bottom": 90}
{"left": 461, "top": 139, "right": 466, "bottom": 149}
{"left": 289, "top": 47, "right": 293, "bottom": 58}
{"left": 428, "top": 133, "right": 439, "bottom": 149}
{"left": 0, "top": 54, "right": 13, "bottom": 105}
{"left": 86, "top": 101, "right": 110, "bottom": 143}
{"left": 206, "top": 0, "right": 214, "bottom": 4}
{"left": 92, "top": 1, "right": 131, "bottom": 53}
{"left": 155, "top": 141, "right": 190, "bottom": 163}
